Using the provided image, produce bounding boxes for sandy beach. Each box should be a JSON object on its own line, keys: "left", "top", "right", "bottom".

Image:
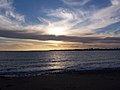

{"left": 0, "top": 70, "right": 120, "bottom": 90}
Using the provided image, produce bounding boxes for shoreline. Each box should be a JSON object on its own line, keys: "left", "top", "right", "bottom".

{"left": 1, "top": 69, "right": 120, "bottom": 90}
{"left": 0, "top": 67, "right": 120, "bottom": 77}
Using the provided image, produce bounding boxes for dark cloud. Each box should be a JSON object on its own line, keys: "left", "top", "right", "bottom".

{"left": 0, "top": 29, "right": 120, "bottom": 44}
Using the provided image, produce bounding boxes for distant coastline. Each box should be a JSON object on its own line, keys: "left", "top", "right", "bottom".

{"left": 0, "top": 48, "right": 120, "bottom": 52}
{"left": 50, "top": 48, "right": 120, "bottom": 51}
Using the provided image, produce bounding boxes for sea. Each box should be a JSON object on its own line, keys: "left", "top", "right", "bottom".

{"left": 0, "top": 50, "right": 120, "bottom": 77}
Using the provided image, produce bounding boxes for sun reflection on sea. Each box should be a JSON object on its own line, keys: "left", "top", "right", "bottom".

{"left": 47, "top": 51, "right": 68, "bottom": 70}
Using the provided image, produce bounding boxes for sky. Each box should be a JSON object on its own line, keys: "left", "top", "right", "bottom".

{"left": 0, "top": 0, "right": 120, "bottom": 51}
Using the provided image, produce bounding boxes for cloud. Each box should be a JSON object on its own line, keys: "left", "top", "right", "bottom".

{"left": 0, "top": 0, "right": 12, "bottom": 9}
{"left": 0, "top": 29, "right": 120, "bottom": 44}
{"left": 0, "top": 0, "right": 120, "bottom": 50}
{"left": 37, "top": 1, "right": 120, "bottom": 37}
{"left": 38, "top": 8, "right": 91, "bottom": 35}
{"left": 0, "top": 0, "right": 120, "bottom": 37}
{"left": 0, "top": 0, "right": 25, "bottom": 30}
{"left": 5, "top": 11, "right": 25, "bottom": 22}
{"left": 62, "top": 0, "right": 90, "bottom": 6}
{"left": 94, "top": 21, "right": 120, "bottom": 36}
{"left": 111, "top": 0, "right": 120, "bottom": 5}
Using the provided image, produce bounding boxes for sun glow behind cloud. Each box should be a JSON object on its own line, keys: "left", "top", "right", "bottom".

{"left": 47, "top": 26, "right": 68, "bottom": 36}
{"left": 0, "top": 0, "right": 120, "bottom": 50}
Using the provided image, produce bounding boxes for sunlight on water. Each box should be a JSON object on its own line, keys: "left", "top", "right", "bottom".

{"left": 0, "top": 51, "right": 120, "bottom": 76}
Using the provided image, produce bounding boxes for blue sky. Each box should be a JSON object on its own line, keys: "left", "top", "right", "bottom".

{"left": 13, "top": 0, "right": 66, "bottom": 24}
{"left": 13, "top": 0, "right": 112, "bottom": 24}
{"left": 0, "top": 0, "right": 120, "bottom": 50}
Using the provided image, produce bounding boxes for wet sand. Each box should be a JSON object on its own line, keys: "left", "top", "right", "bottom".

{"left": 0, "top": 70, "right": 120, "bottom": 90}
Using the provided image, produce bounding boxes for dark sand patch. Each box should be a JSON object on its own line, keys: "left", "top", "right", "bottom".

{"left": 0, "top": 70, "right": 120, "bottom": 90}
